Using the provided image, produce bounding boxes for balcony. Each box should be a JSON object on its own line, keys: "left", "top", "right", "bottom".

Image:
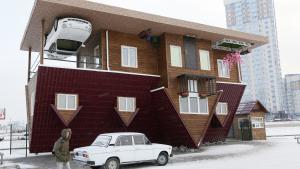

{"left": 28, "top": 54, "right": 101, "bottom": 81}
{"left": 177, "top": 74, "right": 217, "bottom": 98}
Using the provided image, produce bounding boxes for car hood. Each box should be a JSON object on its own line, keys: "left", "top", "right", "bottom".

{"left": 74, "top": 145, "right": 108, "bottom": 154}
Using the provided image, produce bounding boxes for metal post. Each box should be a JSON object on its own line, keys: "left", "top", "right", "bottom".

{"left": 27, "top": 47, "right": 32, "bottom": 82}
{"left": 25, "top": 123, "right": 28, "bottom": 157}
{"left": 10, "top": 124, "right": 12, "bottom": 155}
{"left": 40, "top": 20, "right": 45, "bottom": 65}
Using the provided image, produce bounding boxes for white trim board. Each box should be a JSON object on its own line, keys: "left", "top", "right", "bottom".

{"left": 39, "top": 65, "right": 161, "bottom": 77}
{"left": 150, "top": 87, "right": 165, "bottom": 92}
{"left": 216, "top": 81, "right": 246, "bottom": 85}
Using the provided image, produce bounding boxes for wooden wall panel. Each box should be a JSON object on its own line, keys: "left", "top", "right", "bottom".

{"left": 107, "top": 30, "right": 159, "bottom": 75}
{"left": 250, "top": 111, "right": 267, "bottom": 140}
{"left": 233, "top": 111, "right": 267, "bottom": 140}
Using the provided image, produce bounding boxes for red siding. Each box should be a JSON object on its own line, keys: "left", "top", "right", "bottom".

{"left": 30, "top": 67, "right": 245, "bottom": 152}
{"left": 203, "top": 83, "right": 245, "bottom": 143}
{"left": 30, "top": 66, "right": 160, "bottom": 153}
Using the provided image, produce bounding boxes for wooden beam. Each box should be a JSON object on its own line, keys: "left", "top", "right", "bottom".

{"left": 40, "top": 20, "right": 45, "bottom": 64}
{"left": 27, "top": 47, "right": 32, "bottom": 82}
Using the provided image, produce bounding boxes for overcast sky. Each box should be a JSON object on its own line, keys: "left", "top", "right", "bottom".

{"left": 0, "top": 0, "right": 299, "bottom": 123}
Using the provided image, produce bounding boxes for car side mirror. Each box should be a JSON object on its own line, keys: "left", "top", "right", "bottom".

{"left": 81, "top": 44, "right": 86, "bottom": 48}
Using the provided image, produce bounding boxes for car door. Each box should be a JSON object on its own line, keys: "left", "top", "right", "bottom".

{"left": 114, "top": 135, "right": 135, "bottom": 163}
{"left": 133, "top": 135, "right": 154, "bottom": 161}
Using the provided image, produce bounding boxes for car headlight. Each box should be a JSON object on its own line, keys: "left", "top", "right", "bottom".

{"left": 82, "top": 151, "right": 89, "bottom": 158}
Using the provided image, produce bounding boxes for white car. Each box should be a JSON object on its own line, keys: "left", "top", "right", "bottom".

{"left": 44, "top": 17, "right": 92, "bottom": 59}
{"left": 73, "top": 132, "right": 173, "bottom": 169}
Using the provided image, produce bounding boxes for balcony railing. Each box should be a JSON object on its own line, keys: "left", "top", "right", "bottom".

{"left": 28, "top": 54, "right": 101, "bottom": 81}
{"left": 177, "top": 74, "right": 217, "bottom": 98}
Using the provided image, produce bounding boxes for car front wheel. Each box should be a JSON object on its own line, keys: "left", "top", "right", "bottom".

{"left": 104, "top": 158, "right": 120, "bottom": 169}
{"left": 157, "top": 152, "right": 169, "bottom": 166}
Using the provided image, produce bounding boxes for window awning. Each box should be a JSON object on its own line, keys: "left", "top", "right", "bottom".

{"left": 212, "top": 38, "right": 252, "bottom": 53}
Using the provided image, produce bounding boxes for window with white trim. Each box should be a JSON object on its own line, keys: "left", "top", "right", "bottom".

{"left": 170, "top": 45, "right": 182, "bottom": 67}
{"left": 251, "top": 117, "right": 264, "bottom": 128}
{"left": 188, "top": 80, "right": 198, "bottom": 93}
{"left": 199, "top": 50, "right": 211, "bottom": 70}
{"left": 118, "top": 97, "right": 136, "bottom": 112}
{"left": 216, "top": 102, "right": 228, "bottom": 115}
{"left": 179, "top": 93, "right": 209, "bottom": 114}
{"left": 217, "top": 59, "right": 230, "bottom": 78}
{"left": 121, "top": 45, "right": 138, "bottom": 68}
{"left": 56, "top": 94, "right": 78, "bottom": 110}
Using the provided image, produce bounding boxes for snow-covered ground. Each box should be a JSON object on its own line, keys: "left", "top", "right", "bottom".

{"left": 1, "top": 121, "right": 300, "bottom": 169}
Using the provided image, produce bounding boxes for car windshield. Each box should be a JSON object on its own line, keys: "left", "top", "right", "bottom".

{"left": 57, "top": 39, "right": 82, "bottom": 51}
{"left": 92, "top": 135, "right": 112, "bottom": 147}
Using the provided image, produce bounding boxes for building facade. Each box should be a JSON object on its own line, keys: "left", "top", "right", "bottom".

{"left": 233, "top": 101, "right": 268, "bottom": 140}
{"left": 22, "top": 0, "right": 266, "bottom": 153}
{"left": 224, "top": 0, "right": 284, "bottom": 114}
{"left": 284, "top": 74, "right": 300, "bottom": 115}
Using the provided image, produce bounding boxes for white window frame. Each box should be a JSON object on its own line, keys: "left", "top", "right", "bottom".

{"left": 251, "top": 117, "right": 264, "bottom": 128}
{"left": 216, "top": 102, "right": 228, "bottom": 115}
{"left": 217, "top": 59, "right": 230, "bottom": 78}
{"left": 121, "top": 45, "right": 138, "bottom": 68}
{"left": 170, "top": 45, "right": 183, "bottom": 67}
{"left": 179, "top": 93, "right": 209, "bottom": 114}
{"left": 188, "top": 79, "right": 198, "bottom": 93}
{"left": 56, "top": 94, "right": 78, "bottom": 111}
{"left": 199, "top": 50, "right": 211, "bottom": 70}
{"left": 118, "top": 97, "right": 136, "bottom": 112}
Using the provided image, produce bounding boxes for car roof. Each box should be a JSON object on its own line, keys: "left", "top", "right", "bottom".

{"left": 99, "top": 132, "right": 144, "bottom": 137}
{"left": 97, "top": 132, "right": 145, "bottom": 144}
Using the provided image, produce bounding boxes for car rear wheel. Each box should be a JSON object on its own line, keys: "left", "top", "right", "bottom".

{"left": 157, "top": 152, "right": 169, "bottom": 166}
{"left": 104, "top": 158, "right": 119, "bottom": 169}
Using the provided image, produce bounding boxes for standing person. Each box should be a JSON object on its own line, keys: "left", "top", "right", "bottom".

{"left": 53, "top": 128, "right": 72, "bottom": 169}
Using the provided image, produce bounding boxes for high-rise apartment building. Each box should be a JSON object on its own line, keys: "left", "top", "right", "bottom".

{"left": 224, "top": 0, "right": 284, "bottom": 113}
{"left": 284, "top": 74, "right": 300, "bottom": 115}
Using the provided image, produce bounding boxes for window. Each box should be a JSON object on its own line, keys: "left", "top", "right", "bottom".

{"left": 238, "top": 118, "right": 249, "bottom": 129}
{"left": 199, "top": 50, "right": 211, "bottom": 70}
{"left": 116, "top": 135, "right": 133, "bottom": 146}
{"left": 133, "top": 135, "right": 145, "bottom": 145}
{"left": 217, "top": 59, "right": 230, "bottom": 78}
{"left": 92, "top": 135, "right": 112, "bottom": 147}
{"left": 56, "top": 94, "right": 78, "bottom": 110}
{"left": 251, "top": 117, "right": 264, "bottom": 128}
{"left": 216, "top": 102, "right": 228, "bottom": 115}
{"left": 118, "top": 97, "right": 136, "bottom": 112}
{"left": 179, "top": 93, "right": 209, "bottom": 114}
{"left": 170, "top": 45, "right": 182, "bottom": 67}
{"left": 188, "top": 80, "right": 198, "bottom": 92}
{"left": 57, "top": 39, "right": 82, "bottom": 51}
{"left": 121, "top": 45, "right": 138, "bottom": 68}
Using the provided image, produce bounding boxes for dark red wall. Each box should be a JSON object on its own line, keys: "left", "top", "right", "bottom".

{"left": 30, "top": 67, "right": 245, "bottom": 152}
{"left": 31, "top": 66, "right": 160, "bottom": 153}
{"left": 203, "top": 83, "right": 245, "bottom": 143}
